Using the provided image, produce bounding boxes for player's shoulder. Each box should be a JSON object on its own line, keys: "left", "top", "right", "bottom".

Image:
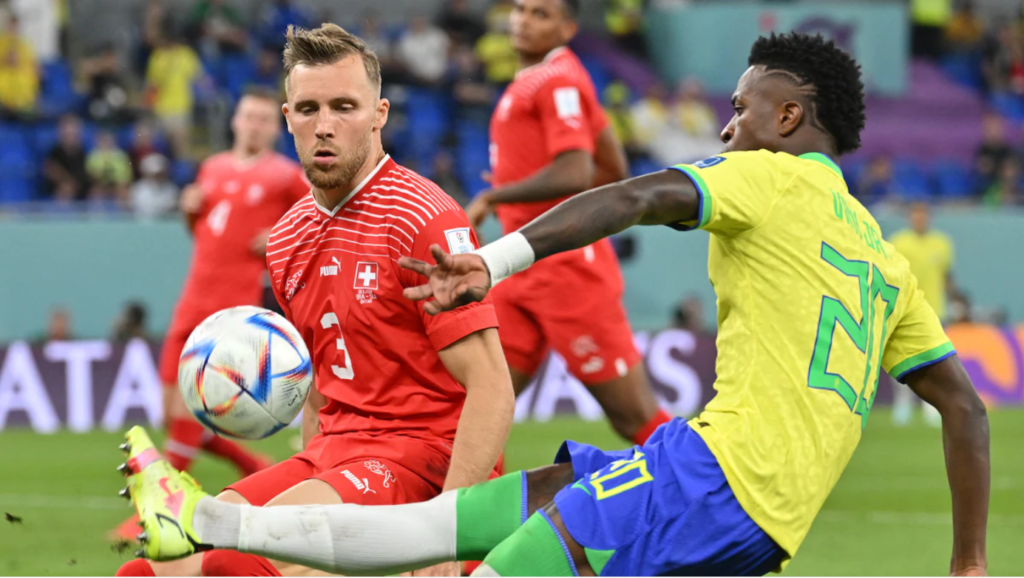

{"left": 270, "top": 194, "right": 317, "bottom": 237}
{"left": 374, "top": 162, "right": 467, "bottom": 227}
{"left": 200, "top": 151, "right": 235, "bottom": 172}
{"left": 517, "top": 47, "right": 594, "bottom": 95}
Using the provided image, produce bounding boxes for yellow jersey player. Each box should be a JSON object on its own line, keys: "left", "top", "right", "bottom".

{"left": 889, "top": 201, "right": 957, "bottom": 426}
{"left": 116, "top": 32, "right": 989, "bottom": 577}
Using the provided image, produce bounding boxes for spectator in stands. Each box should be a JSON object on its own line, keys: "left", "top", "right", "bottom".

{"left": 603, "top": 81, "right": 647, "bottom": 163}
{"left": 7, "top": 0, "right": 59, "bottom": 62}
{"left": 974, "top": 112, "right": 1013, "bottom": 193}
{"left": 981, "top": 25, "right": 1024, "bottom": 94}
{"left": 671, "top": 78, "right": 718, "bottom": 140}
{"left": 128, "top": 121, "right": 169, "bottom": 179}
{"left": 439, "top": 0, "right": 485, "bottom": 46}
{"left": 855, "top": 156, "right": 900, "bottom": 206}
{"left": 258, "top": 0, "right": 311, "bottom": 50}
{"left": 43, "top": 114, "right": 90, "bottom": 202}
{"left": 251, "top": 44, "right": 283, "bottom": 93}
{"left": 112, "top": 301, "right": 150, "bottom": 343}
{"left": 86, "top": 130, "right": 133, "bottom": 203}
{"left": 449, "top": 43, "right": 495, "bottom": 124}
{"left": 356, "top": 11, "right": 404, "bottom": 85}
{"left": 945, "top": 0, "right": 984, "bottom": 54}
{"left": 638, "top": 78, "right": 720, "bottom": 166}
{"left": 186, "top": 0, "right": 247, "bottom": 57}
{"left": 605, "top": 0, "right": 646, "bottom": 60}
{"left": 889, "top": 202, "right": 955, "bottom": 427}
{"left": 397, "top": 16, "right": 450, "bottom": 85}
{"left": 476, "top": 8, "right": 517, "bottom": 85}
{"left": 983, "top": 155, "right": 1024, "bottom": 206}
{"left": 671, "top": 295, "right": 705, "bottom": 334}
{"left": 911, "top": 0, "right": 952, "bottom": 60}
{"left": 630, "top": 83, "right": 668, "bottom": 152}
{"left": 33, "top": 306, "right": 73, "bottom": 344}
{"left": 430, "top": 150, "right": 469, "bottom": 207}
{"left": 78, "top": 43, "right": 132, "bottom": 124}
{"left": 130, "top": 153, "right": 179, "bottom": 220}
{"left": 0, "top": 14, "right": 39, "bottom": 117}
{"left": 145, "top": 31, "right": 203, "bottom": 158}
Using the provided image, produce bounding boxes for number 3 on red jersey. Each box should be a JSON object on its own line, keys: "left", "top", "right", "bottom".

{"left": 320, "top": 312, "right": 354, "bottom": 379}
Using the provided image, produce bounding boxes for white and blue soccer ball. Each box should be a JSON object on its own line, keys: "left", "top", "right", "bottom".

{"left": 178, "top": 306, "right": 312, "bottom": 440}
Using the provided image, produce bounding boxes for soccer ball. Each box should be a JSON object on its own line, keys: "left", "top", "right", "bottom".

{"left": 178, "top": 306, "right": 312, "bottom": 440}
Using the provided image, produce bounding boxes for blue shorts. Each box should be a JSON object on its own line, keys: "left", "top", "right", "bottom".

{"left": 552, "top": 419, "right": 786, "bottom": 576}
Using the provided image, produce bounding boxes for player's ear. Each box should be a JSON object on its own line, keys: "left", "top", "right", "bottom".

{"left": 374, "top": 98, "right": 390, "bottom": 132}
{"left": 281, "top": 103, "right": 294, "bottom": 134}
{"left": 778, "top": 100, "right": 803, "bottom": 138}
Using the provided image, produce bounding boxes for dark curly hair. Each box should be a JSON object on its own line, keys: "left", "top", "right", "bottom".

{"left": 748, "top": 32, "right": 866, "bottom": 155}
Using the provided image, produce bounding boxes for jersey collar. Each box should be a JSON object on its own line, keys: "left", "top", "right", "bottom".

{"left": 799, "top": 152, "right": 843, "bottom": 178}
{"left": 312, "top": 153, "right": 392, "bottom": 218}
{"left": 515, "top": 46, "right": 568, "bottom": 79}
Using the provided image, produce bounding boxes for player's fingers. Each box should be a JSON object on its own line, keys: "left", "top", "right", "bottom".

{"left": 429, "top": 245, "right": 453, "bottom": 268}
{"left": 423, "top": 300, "right": 444, "bottom": 316}
{"left": 480, "top": 170, "right": 492, "bottom": 184}
{"left": 402, "top": 284, "right": 434, "bottom": 302}
{"left": 398, "top": 256, "right": 433, "bottom": 278}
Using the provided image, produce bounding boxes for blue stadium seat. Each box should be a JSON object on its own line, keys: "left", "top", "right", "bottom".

{"left": 940, "top": 52, "right": 985, "bottom": 91}
{"left": 840, "top": 158, "right": 868, "bottom": 191}
{"left": 990, "top": 92, "right": 1024, "bottom": 123}
{"left": 39, "top": 59, "right": 83, "bottom": 116}
{"left": 931, "top": 159, "right": 974, "bottom": 199}
{"left": 578, "top": 55, "right": 612, "bottom": 98}
{"left": 0, "top": 144, "right": 38, "bottom": 203}
{"left": 217, "top": 52, "right": 257, "bottom": 102}
{"left": 171, "top": 159, "right": 198, "bottom": 187}
{"left": 892, "top": 159, "right": 933, "bottom": 200}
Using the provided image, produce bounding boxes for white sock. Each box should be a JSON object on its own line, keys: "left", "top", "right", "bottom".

{"left": 192, "top": 492, "right": 458, "bottom": 575}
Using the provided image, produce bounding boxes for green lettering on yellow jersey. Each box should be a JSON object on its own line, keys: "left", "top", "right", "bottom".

{"left": 668, "top": 151, "right": 954, "bottom": 565}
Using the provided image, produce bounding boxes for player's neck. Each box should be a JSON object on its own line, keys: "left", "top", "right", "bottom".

{"left": 313, "top": 148, "right": 387, "bottom": 211}
{"left": 232, "top": 147, "right": 269, "bottom": 165}
{"left": 518, "top": 45, "right": 563, "bottom": 69}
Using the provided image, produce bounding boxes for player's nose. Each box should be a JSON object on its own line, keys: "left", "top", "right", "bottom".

{"left": 314, "top": 111, "right": 336, "bottom": 140}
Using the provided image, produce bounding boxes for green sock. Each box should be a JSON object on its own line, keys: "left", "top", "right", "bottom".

{"left": 481, "top": 511, "right": 577, "bottom": 577}
{"left": 455, "top": 471, "right": 527, "bottom": 560}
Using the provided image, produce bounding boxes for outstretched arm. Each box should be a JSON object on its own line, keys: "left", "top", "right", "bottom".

{"left": 400, "top": 169, "right": 699, "bottom": 313}
{"left": 903, "top": 355, "right": 989, "bottom": 576}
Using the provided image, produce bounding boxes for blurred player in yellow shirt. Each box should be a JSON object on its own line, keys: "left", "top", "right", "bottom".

{"left": 889, "top": 202, "right": 956, "bottom": 426}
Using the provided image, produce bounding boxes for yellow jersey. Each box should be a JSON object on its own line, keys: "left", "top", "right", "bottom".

{"left": 670, "top": 151, "right": 954, "bottom": 560}
{"left": 146, "top": 45, "right": 202, "bottom": 117}
{"left": 889, "top": 229, "right": 953, "bottom": 321}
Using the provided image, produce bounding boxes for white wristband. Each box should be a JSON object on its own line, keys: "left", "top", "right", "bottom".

{"left": 475, "top": 232, "right": 536, "bottom": 286}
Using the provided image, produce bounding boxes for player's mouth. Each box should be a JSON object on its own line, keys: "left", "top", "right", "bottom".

{"left": 313, "top": 149, "right": 338, "bottom": 166}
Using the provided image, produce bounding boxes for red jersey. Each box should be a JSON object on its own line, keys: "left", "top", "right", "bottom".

{"left": 174, "top": 152, "right": 309, "bottom": 326}
{"left": 490, "top": 47, "right": 609, "bottom": 233}
{"left": 266, "top": 155, "right": 498, "bottom": 442}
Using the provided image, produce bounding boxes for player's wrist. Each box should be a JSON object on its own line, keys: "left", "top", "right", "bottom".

{"left": 474, "top": 232, "right": 535, "bottom": 286}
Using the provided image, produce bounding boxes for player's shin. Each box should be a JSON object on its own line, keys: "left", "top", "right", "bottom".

{"left": 192, "top": 472, "right": 529, "bottom": 573}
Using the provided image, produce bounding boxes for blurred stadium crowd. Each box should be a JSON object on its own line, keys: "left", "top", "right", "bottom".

{"left": 2, "top": 0, "right": 1024, "bottom": 218}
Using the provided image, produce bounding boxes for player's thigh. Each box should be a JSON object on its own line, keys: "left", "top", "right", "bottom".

{"left": 477, "top": 505, "right": 593, "bottom": 577}
{"left": 585, "top": 362, "right": 660, "bottom": 428}
{"left": 491, "top": 275, "right": 547, "bottom": 380}
{"left": 147, "top": 490, "right": 251, "bottom": 576}
{"left": 162, "top": 385, "right": 190, "bottom": 420}
{"left": 157, "top": 320, "right": 193, "bottom": 390}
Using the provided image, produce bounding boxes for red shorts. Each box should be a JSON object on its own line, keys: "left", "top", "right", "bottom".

{"left": 225, "top": 432, "right": 461, "bottom": 506}
{"left": 158, "top": 315, "right": 200, "bottom": 386}
{"left": 491, "top": 238, "right": 641, "bottom": 385}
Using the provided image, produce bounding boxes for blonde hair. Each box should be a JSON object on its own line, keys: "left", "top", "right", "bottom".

{"left": 283, "top": 23, "right": 382, "bottom": 94}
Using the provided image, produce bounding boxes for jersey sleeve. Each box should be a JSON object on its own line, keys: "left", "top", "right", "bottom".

{"left": 400, "top": 209, "right": 499, "bottom": 351}
{"left": 666, "top": 150, "right": 786, "bottom": 237}
{"left": 882, "top": 277, "right": 956, "bottom": 383}
{"left": 535, "top": 76, "right": 598, "bottom": 158}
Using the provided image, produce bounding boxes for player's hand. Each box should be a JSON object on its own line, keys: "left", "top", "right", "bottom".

{"left": 465, "top": 192, "right": 495, "bottom": 228}
{"left": 179, "top": 183, "right": 203, "bottom": 214}
{"left": 250, "top": 229, "right": 270, "bottom": 257}
{"left": 399, "top": 245, "right": 491, "bottom": 315}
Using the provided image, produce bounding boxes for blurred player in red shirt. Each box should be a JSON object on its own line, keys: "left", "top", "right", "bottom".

{"left": 116, "top": 24, "right": 513, "bottom": 578}
{"left": 466, "top": 0, "right": 670, "bottom": 444}
{"left": 110, "top": 87, "right": 310, "bottom": 541}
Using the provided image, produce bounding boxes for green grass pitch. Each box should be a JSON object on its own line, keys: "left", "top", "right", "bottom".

{"left": 1, "top": 409, "right": 1021, "bottom": 575}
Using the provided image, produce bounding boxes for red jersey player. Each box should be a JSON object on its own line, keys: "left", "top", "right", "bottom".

{"left": 465, "top": 0, "right": 670, "bottom": 444}
{"left": 115, "top": 24, "right": 514, "bottom": 578}
{"left": 110, "top": 87, "right": 309, "bottom": 542}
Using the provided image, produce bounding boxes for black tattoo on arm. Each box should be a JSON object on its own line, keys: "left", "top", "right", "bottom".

{"left": 520, "top": 169, "right": 700, "bottom": 261}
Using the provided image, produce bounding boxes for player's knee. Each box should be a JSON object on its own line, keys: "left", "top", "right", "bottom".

{"left": 115, "top": 559, "right": 155, "bottom": 577}
{"left": 201, "top": 550, "right": 281, "bottom": 577}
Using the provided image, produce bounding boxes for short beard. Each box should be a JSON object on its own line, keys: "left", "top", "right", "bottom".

{"left": 298, "top": 134, "right": 372, "bottom": 192}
